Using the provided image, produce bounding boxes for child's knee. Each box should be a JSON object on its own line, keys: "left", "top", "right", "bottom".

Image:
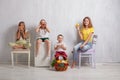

{"left": 9, "top": 42, "right": 16, "bottom": 47}
{"left": 81, "top": 46, "right": 90, "bottom": 52}
{"left": 24, "top": 43, "right": 31, "bottom": 48}
{"left": 36, "top": 40, "right": 41, "bottom": 44}
{"left": 45, "top": 40, "right": 50, "bottom": 45}
{"left": 73, "top": 46, "right": 77, "bottom": 51}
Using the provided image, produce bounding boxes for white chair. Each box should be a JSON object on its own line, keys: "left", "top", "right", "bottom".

{"left": 11, "top": 32, "right": 31, "bottom": 68}
{"left": 78, "top": 35, "right": 98, "bottom": 68}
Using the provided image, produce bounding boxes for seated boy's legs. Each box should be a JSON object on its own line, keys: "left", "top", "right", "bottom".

{"left": 55, "top": 51, "right": 67, "bottom": 60}
{"left": 40, "top": 38, "right": 49, "bottom": 42}
{"left": 44, "top": 38, "right": 50, "bottom": 57}
{"left": 36, "top": 38, "right": 42, "bottom": 57}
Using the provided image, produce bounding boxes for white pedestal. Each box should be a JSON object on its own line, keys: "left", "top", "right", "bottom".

{"left": 34, "top": 42, "right": 50, "bottom": 67}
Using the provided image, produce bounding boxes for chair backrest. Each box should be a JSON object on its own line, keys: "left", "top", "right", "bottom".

{"left": 92, "top": 35, "right": 97, "bottom": 44}
{"left": 92, "top": 35, "right": 98, "bottom": 48}
{"left": 26, "top": 31, "right": 31, "bottom": 43}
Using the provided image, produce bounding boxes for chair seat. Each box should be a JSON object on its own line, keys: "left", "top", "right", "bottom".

{"left": 11, "top": 49, "right": 30, "bottom": 53}
{"left": 12, "top": 48, "right": 30, "bottom": 51}
{"left": 80, "top": 48, "right": 95, "bottom": 54}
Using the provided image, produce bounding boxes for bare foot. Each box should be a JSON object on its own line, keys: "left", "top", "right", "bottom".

{"left": 71, "top": 62, "right": 75, "bottom": 68}
{"left": 12, "top": 46, "right": 18, "bottom": 49}
{"left": 47, "top": 53, "right": 50, "bottom": 57}
{"left": 12, "top": 47, "right": 16, "bottom": 49}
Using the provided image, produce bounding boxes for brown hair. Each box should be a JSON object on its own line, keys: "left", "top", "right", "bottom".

{"left": 39, "top": 19, "right": 47, "bottom": 29}
{"left": 40, "top": 19, "right": 46, "bottom": 24}
{"left": 57, "top": 34, "right": 64, "bottom": 38}
{"left": 83, "top": 17, "right": 93, "bottom": 28}
{"left": 16, "top": 21, "right": 26, "bottom": 40}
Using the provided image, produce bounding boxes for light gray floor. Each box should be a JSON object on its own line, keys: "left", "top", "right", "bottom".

{"left": 0, "top": 63, "right": 120, "bottom": 80}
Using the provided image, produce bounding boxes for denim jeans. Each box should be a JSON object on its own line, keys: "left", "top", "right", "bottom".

{"left": 73, "top": 41, "right": 92, "bottom": 62}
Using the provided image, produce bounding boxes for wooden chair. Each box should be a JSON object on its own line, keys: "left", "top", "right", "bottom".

{"left": 78, "top": 35, "right": 98, "bottom": 68}
{"left": 11, "top": 32, "right": 31, "bottom": 68}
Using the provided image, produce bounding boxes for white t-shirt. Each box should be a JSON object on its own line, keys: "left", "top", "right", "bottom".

{"left": 36, "top": 29, "right": 49, "bottom": 38}
{"left": 54, "top": 42, "right": 66, "bottom": 52}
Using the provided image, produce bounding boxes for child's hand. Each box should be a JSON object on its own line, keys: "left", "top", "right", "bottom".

{"left": 61, "top": 44, "right": 66, "bottom": 50}
{"left": 38, "top": 25, "right": 41, "bottom": 28}
{"left": 80, "top": 44, "right": 85, "bottom": 48}
{"left": 46, "top": 26, "right": 48, "bottom": 29}
{"left": 18, "top": 27, "right": 21, "bottom": 32}
{"left": 45, "top": 24, "right": 49, "bottom": 29}
{"left": 36, "top": 26, "right": 40, "bottom": 32}
{"left": 76, "top": 26, "right": 80, "bottom": 31}
{"left": 76, "top": 24, "right": 80, "bottom": 31}
{"left": 61, "top": 44, "right": 64, "bottom": 48}
{"left": 57, "top": 45, "right": 61, "bottom": 48}
{"left": 45, "top": 25, "right": 50, "bottom": 33}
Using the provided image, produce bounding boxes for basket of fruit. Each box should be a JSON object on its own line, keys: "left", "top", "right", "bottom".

{"left": 51, "top": 51, "right": 69, "bottom": 71}
{"left": 55, "top": 59, "right": 68, "bottom": 71}
{"left": 51, "top": 59, "right": 68, "bottom": 71}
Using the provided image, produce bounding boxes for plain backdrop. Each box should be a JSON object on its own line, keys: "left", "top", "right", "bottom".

{"left": 0, "top": 0, "right": 120, "bottom": 64}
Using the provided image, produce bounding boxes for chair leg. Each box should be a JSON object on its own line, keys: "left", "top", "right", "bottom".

{"left": 28, "top": 52, "right": 30, "bottom": 68}
{"left": 89, "top": 55, "right": 92, "bottom": 65}
{"left": 79, "top": 54, "right": 81, "bottom": 69}
{"left": 11, "top": 52, "right": 14, "bottom": 67}
{"left": 15, "top": 53, "right": 18, "bottom": 64}
{"left": 92, "top": 54, "right": 95, "bottom": 68}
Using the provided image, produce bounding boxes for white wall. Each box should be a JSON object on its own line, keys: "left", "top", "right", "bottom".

{"left": 0, "top": 0, "right": 120, "bottom": 63}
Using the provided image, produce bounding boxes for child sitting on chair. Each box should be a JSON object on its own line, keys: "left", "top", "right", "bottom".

{"left": 35, "top": 19, "right": 51, "bottom": 57}
{"left": 54, "top": 34, "right": 67, "bottom": 60}
{"left": 9, "top": 21, "right": 31, "bottom": 49}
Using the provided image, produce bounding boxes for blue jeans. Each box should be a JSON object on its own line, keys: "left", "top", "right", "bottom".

{"left": 73, "top": 41, "right": 92, "bottom": 62}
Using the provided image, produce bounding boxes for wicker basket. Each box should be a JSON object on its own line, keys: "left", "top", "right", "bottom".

{"left": 54, "top": 62, "right": 68, "bottom": 71}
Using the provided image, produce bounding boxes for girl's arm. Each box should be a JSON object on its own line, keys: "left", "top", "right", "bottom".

{"left": 54, "top": 45, "right": 59, "bottom": 50}
{"left": 81, "top": 32, "right": 93, "bottom": 47}
{"left": 46, "top": 26, "right": 50, "bottom": 33}
{"left": 26, "top": 31, "right": 30, "bottom": 39}
{"left": 76, "top": 25, "right": 83, "bottom": 40}
{"left": 19, "top": 30, "right": 27, "bottom": 39}
{"left": 16, "top": 31, "right": 20, "bottom": 40}
{"left": 78, "top": 30, "right": 83, "bottom": 40}
{"left": 22, "top": 31, "right": 27, "bottom": 39}
{"left": 35, "top": 26, "right": 40, "bottom": 32}
{"left": 61, "top": 44, "right": 67, "bottom": 50}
